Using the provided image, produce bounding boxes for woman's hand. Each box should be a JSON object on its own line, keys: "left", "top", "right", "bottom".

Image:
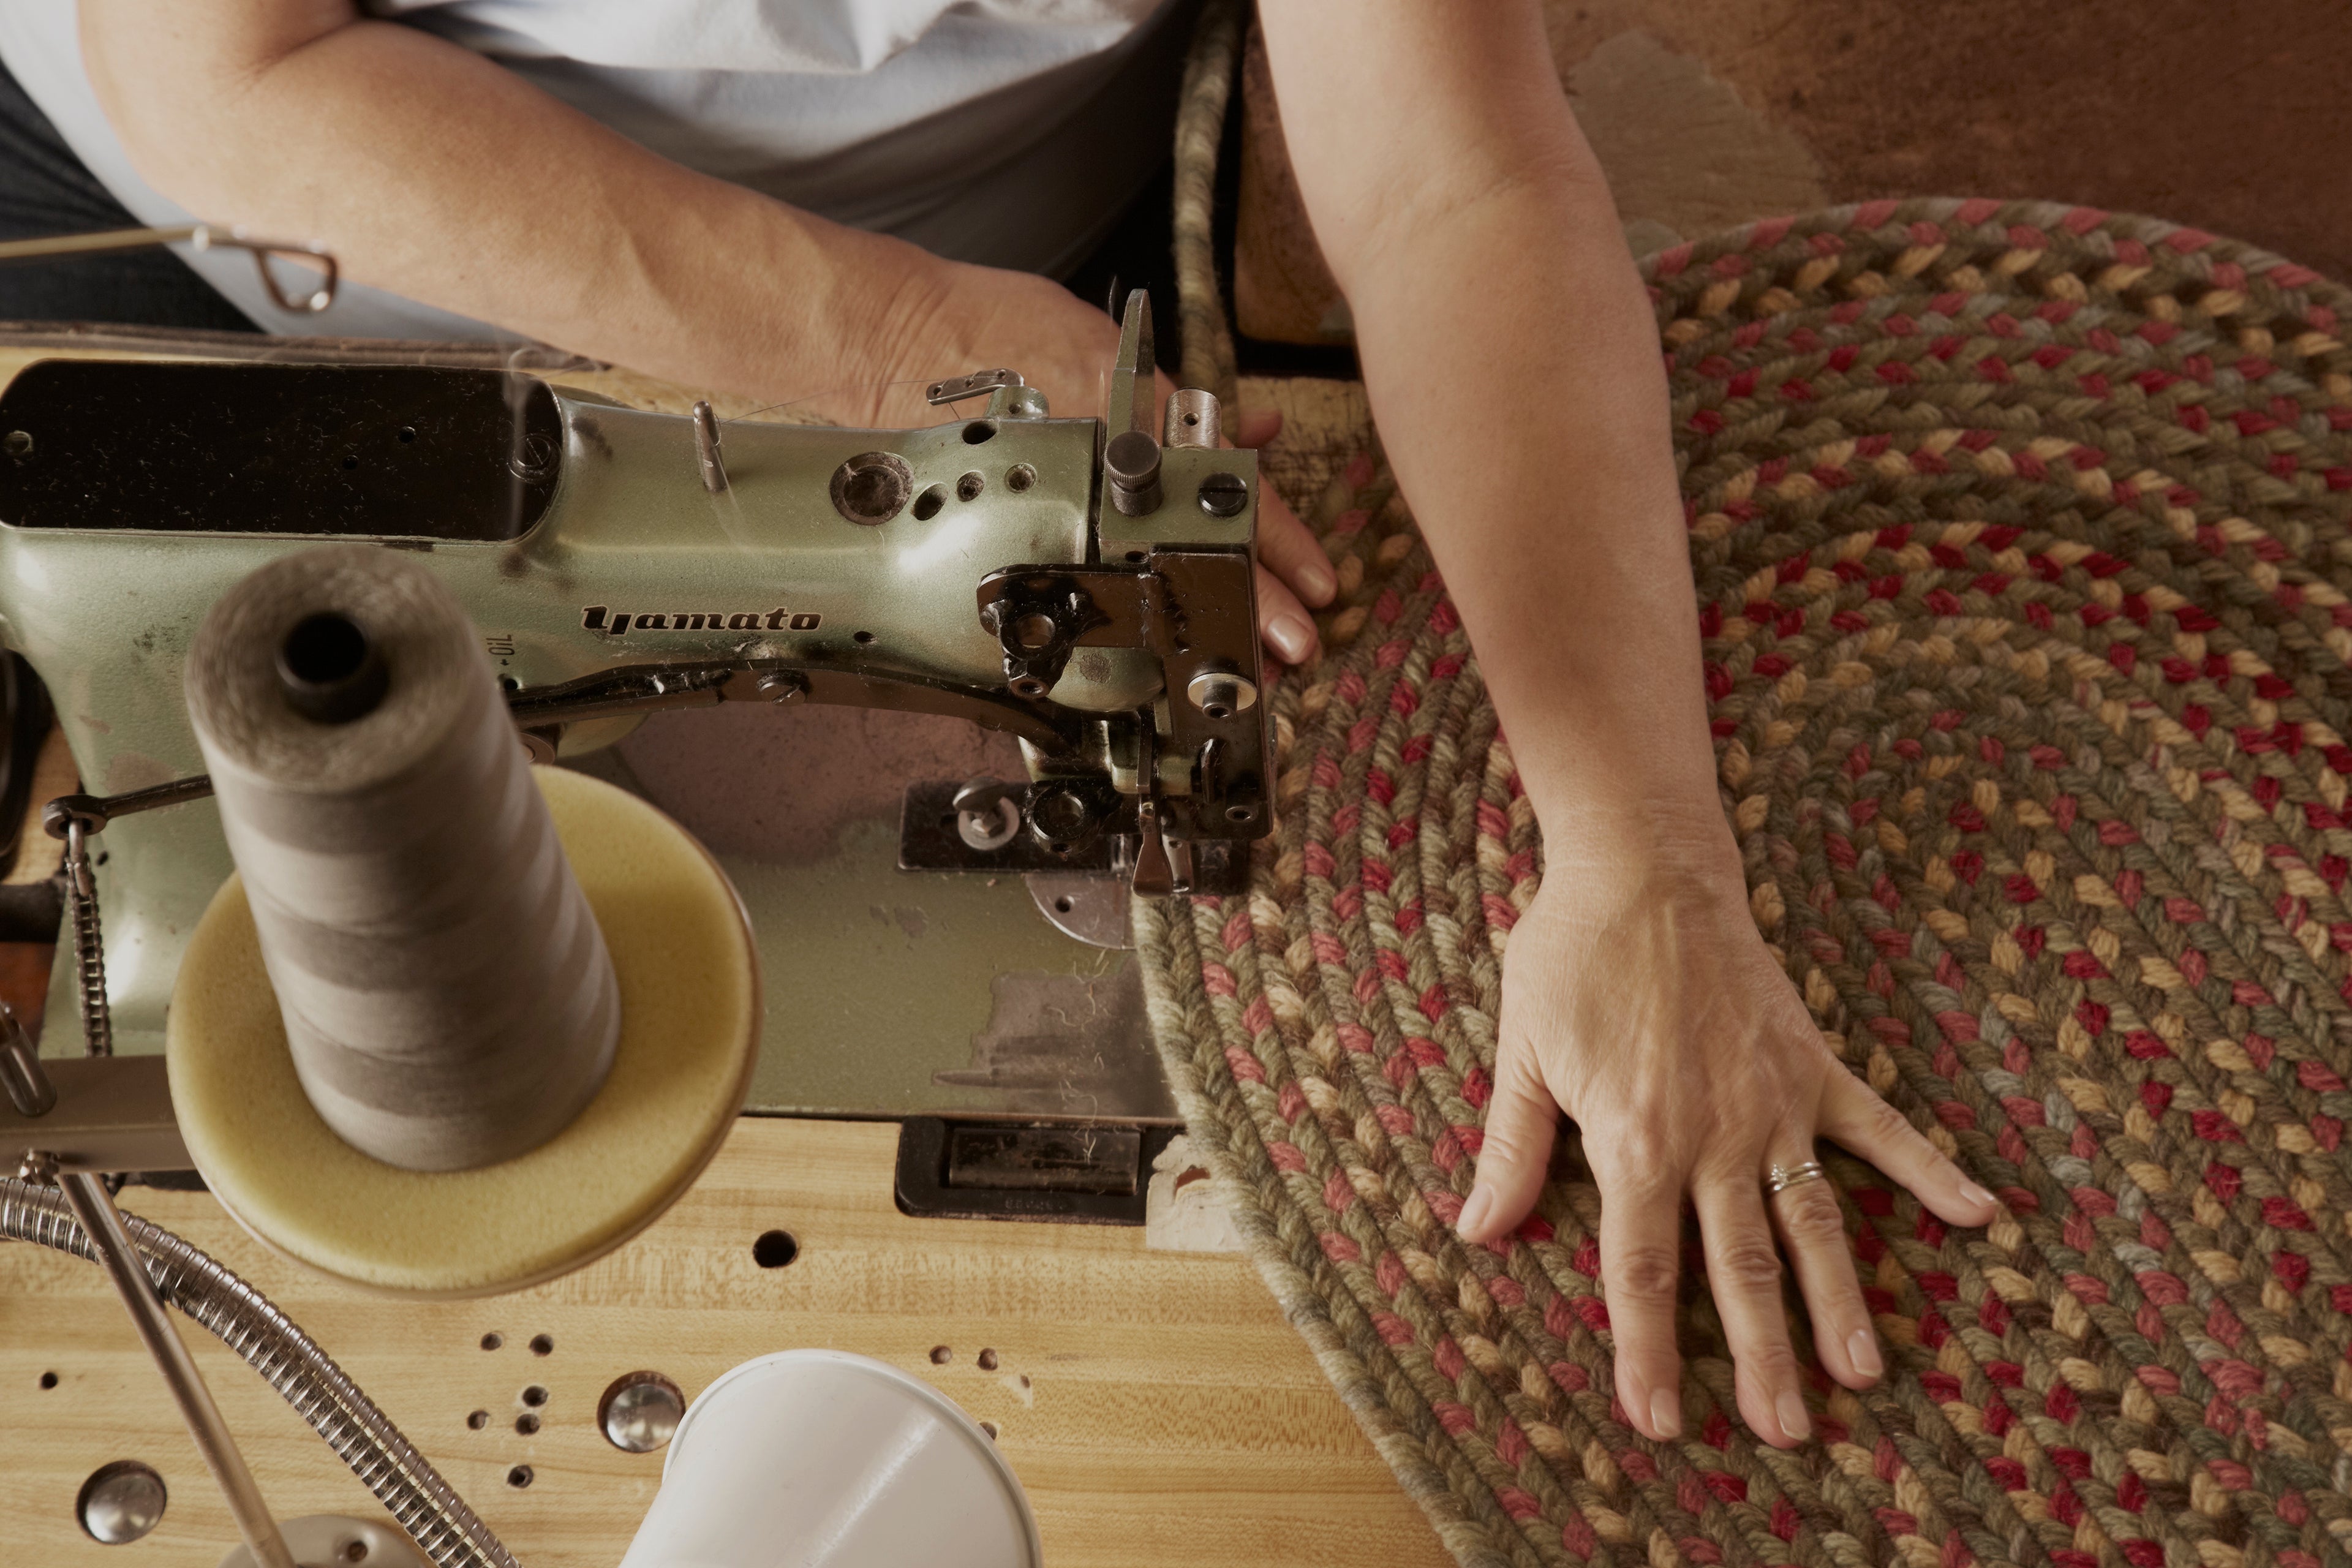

{"left": 1457, "top": 817, "right": 2002, "bottom": 1447}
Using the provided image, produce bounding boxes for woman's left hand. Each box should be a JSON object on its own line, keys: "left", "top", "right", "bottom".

{"left": 1456, "top": 817, "right": 2002, "bottom": 1447}
{"left": 1221, "top": 405, "right": 1335, "bottom": 665}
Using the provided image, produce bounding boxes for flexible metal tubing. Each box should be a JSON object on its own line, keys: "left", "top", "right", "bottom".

{"left": 1, "top": 1176, "right": 519, "bottom": 1568}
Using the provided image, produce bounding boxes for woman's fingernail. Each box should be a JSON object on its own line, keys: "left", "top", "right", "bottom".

{"left": 1776, "top": 1390, "right": 1812, "bottom": 1443}
{"left": 1848, "top": 1329, "right": 1883, "bottom": 1380}
{"left": 1302, "top": 564, "right": 1336, "bottom": 603}
{"left": 1456, "top": 1184, "right": 1494, "bottom": 1238}
{"left": 1959, "top": 1180, "right": 2000, "bottom": 1212}
{"left": 1268, "top": 614, "right": 1315, "bottom": 663}
{"left": 1648, "top": 1388, "right": 1683, "bottom": 1439}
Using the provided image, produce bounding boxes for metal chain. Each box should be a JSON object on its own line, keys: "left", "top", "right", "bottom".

{"left": 62, "top": 818, "right": 112, "bottom": 1058}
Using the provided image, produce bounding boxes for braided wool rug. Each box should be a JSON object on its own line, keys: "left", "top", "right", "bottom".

{"left": 1136, "top": 198, "right": 2352, "bottom": 1568}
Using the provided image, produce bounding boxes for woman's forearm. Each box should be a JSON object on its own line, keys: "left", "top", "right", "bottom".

{"left": 1350, "top": 190, "right": 1716, "bottom": 856}
{"left": 1260, "top": 1, "right": 1719, "bottom": 859}
{"left": 77, "top": 2, "right": 999, "bottom": 409}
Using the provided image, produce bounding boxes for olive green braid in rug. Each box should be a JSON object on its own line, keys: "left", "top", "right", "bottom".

{"left": 1139, "top": 62, "right": 2352, "bottom": 1567}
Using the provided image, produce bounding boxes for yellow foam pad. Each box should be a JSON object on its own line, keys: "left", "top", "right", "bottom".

{"left": 168, "top": 767, "right": 758, "bottom": 1296}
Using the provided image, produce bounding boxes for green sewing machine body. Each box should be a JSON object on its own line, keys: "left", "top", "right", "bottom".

{"left": 0, "top": 311, "right": 1266, "bottom": 1059}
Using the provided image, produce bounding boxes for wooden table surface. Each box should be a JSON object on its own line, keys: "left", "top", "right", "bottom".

{"left": 1, "top": 1115, "right": 1448, "bottom": 1568}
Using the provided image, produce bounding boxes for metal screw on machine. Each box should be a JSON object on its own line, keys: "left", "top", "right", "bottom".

{"left": 951, "top": 777, "right": 1022, "bottom": 851}
{"left": 1104, "top": 430, "right": 1163, "bottom": 517}
{"left": 1185, "top": 669, "right": 1257, "bottom": 722}
{"left": 692, "top": 401, "right": 728, "bottom": 494}
{"left": 829, "top": 450, "right": 914, "bottom": 525}
{"left": 1196, "top": 471, "right": 1249, "bottom": 519}
{"left": 505, "top": 431, "right": 559, "bottom": 484}
{"left": 755, "top": 670, "right": 807, "bottom": 704}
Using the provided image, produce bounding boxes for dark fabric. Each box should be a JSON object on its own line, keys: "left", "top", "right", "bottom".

{"left": 1065, "top": 161, "right": 1185, "bottom": 375}
{"left": 0, "top": 57, "right": 256, "bottom": 332}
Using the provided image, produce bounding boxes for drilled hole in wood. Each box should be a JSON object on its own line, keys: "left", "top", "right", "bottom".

{"left": 466, "top": 1410, "right": 489, "bottom": 1430}
{"left": 929, "top": 1345, "right": 951, "bottom": 1365}
{"left": 979, "top": 1421, "right": 999, "bottom": 1440}
{"left": 39, "top": 1371, "right": 57, "bottom": 1389}
{"left": 529, "top": 1334, "right": 554, "bottom": 1356}
{"left": 753, "top": 1229, "right": 799, "bottom": 1268}
{"left": 480, "top": 1332, "right": 503, "bottom": 1351}
{"left": 522, "top": 1385, "right": 549, "bottom": 1407}
{"left": 507, "top": 1466, "right": 533, "bottom": 1488}
{"left": 977, "top": 1349, "right": 998, "bottom": 1371}
{"left": 515, "top": 1413, "right": 540, "bottom": 1436}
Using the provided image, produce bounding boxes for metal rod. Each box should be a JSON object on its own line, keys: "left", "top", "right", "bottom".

{"left": 0, "top": 224, "right": 200, "bottom": 262}
{"left": 692, "top": 401, "right": 728, "bottom": 494}
{"left": 44, "top": 774, "right": 218, "bottom": 837}
{"left": 0, "top": 1004, "right": 51, "bottom": 1117}
{"left": 47, "top": 1162, "right": 300, "bottom": 1568}
{"left": 0, "top": 223, "right": 337, "bottom": 314}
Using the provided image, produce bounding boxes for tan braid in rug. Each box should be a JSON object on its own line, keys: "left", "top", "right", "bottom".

{"left": 1137, "top": 199, "right": 2352, "bottom": 1568}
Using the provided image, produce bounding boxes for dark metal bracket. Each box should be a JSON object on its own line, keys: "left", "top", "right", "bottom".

{"left": 892, "top": 1117, "right": 1179, "bottom": 1226}
{"left": 976, "top": 549, "right": 1268, "bottom": 844}
{"left": 896, "top": 778, "right": 1252, "bottom": 893}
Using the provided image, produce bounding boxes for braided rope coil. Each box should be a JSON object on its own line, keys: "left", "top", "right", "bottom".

{"left": 1136, "top": 198, "right": 2352, "bottom": 1568}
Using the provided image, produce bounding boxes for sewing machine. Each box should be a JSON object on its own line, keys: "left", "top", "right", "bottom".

{"left": 0, "top": 293, "right": 1267, "bottom": 1098}
{"left": 0, "top": 259, "right": 1462, "bottom": 1566}
{"left": 0, "top": 293, "right": 1298, "bottom": 1567}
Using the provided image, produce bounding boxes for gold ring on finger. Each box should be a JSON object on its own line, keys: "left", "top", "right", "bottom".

{"left": 1764, "top": 1160, "right": 1828, "bottom": 1197}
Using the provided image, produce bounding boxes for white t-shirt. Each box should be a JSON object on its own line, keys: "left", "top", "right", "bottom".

{"left": 0, "top": 0, "right": 1183, "bottom": 338}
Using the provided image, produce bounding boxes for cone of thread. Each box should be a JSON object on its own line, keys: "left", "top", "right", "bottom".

{"left": 185, "top": 544, "right": 619, "bottom": 1170}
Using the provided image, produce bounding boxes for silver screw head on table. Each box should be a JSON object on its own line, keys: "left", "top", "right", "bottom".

{"left": 78, "top": 1460, "right": 167, "bottom": 1544}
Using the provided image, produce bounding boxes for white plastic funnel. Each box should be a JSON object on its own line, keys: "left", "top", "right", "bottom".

{"left": 616, "top": 1349, "right": 1042, "bottom": 1568}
